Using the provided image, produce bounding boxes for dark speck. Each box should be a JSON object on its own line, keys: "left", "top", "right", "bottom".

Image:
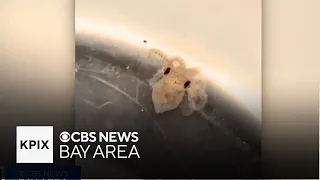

{"left": 184, "top": 80, "right": 191, "bottom": 88}
{"left": 164, "top": 67, "right": 170, "bottom": 75}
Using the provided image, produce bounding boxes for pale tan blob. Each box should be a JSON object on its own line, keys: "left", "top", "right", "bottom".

{"left": 147, "top": 48, "right": 208, "bottom": 115}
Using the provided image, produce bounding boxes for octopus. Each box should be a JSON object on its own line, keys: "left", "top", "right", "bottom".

{"left": 147, "top": 48, "right": 208, "bottom": 116}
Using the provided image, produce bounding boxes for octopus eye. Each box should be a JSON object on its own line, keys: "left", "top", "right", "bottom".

{"left": 184, "top": 80, "right": 191, "bottom": 88}
{"left": 164, "top": 67, "right": 170, "bottom": 75}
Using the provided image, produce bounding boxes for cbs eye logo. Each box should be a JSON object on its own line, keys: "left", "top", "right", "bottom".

{"left": 59, "top": 131, "right": 71, "bottom": 143}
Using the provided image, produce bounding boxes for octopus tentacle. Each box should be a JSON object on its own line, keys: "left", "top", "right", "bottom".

{"left": 180, "top": 96, "right": 194, "bottom": 116}
{"left": 147, "top": 48, "right": 170, "bottom": 64}
{"left": 186, "top": 67, "right": 201, "bottom": 79}
{"left": 168, "top": 55, "right": 187, "bottom": 73}
{"left": 187, "top": 87, "right": 208, "bottom": 111}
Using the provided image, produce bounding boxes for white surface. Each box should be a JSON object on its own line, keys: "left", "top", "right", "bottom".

{"left": 16, "top": 126, "right": 54, "bottom": 163}
{"left": 75, "top": 0, "right": 261, "bottom": 120}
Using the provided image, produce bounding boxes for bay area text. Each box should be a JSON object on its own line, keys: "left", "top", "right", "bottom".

{"left": 60, "top": 144, "right": 140, "bottom": 159}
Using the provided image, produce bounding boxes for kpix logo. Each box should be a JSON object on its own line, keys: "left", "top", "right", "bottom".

{"left": 20, "top": 140, "right": 49, "bottom": 150}
{"left": 16, "top": 126, "right": 53, "bottom": 163}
